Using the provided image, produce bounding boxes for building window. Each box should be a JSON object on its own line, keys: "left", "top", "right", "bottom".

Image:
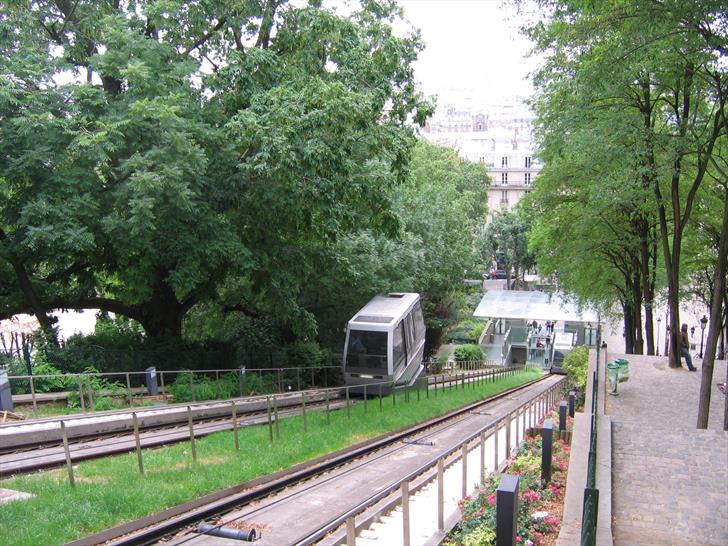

{"left": 501, "top": 173, "right": 508, "bottom": 185}
{"left": 501, "top": 156, "right": 508, "bottom": 168}
{"left": 501, "top": 190, "right": 508, "bottom": 203}
{"left": 525, "top": 156, "right": 531, "bottom": 168}
{"left": 525, "top": 173, "right": 531, "bottom": 185}
{"left": 479, "top": 156, "right": 485, "bottom": 163}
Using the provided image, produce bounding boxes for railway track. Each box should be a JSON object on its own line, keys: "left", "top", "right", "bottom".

{"left": 65, "top": 372, "right": 566, "bottom": 546}
{"left": 0, "top": 399, "right": 345, "bottom": 476}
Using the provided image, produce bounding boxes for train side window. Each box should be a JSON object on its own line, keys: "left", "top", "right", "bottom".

{"left": 405, "top": 315, "right": 415, "bottom": 358}
{"left": 393, "top": 321, "right": 406, "bottom": 369}
{"left": 413, "top": 302, "right": 425, "bottom": 340}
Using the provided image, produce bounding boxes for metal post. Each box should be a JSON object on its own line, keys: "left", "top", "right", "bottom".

{"left": 302, "top": 391, "right": 307, "bottom": 432}
{"left": 297, "top": 367, "right": 301, "bottom": 392}
{"left": 515, "top": 408, "right": 520, "bottom": 447}
{"left": 325, "top": 388, "right": 331, "bottom": 424}
{"left": 364, "top": 384, "right": 368, "bottom": 413}
{"left": 494, "top": 419, "right": 499, "bottom": 471}
{"left": 346, "top": 386, "right": 351, "bottom": 417}
{"left": 132, "top": 412, "right": 144, "bottom": 474}
{"left": 480, "top": 431, "right": 486, "bottom": 483}
{"left": 461, "top": 443, "right": 468, "bottom": 498}
{"left": 496, "top": 475, "right": 519, "bottom": 546}
{"left": 189, "top": 372, "right": 196, "bottom": 403}
{"left": 437, "top": 458, "right": 445, "bottom": 531}
{"left": 77, "top": 375, "right": 85, "bottom": 413}
{"left": 559, "top": 401, "right": 568, "bottom": 432}
{"left": 160, "top": 371, "right": 166, "bottom": 401}
{"left": 232, "top": 401, "right": 239, "bottom": 451}
{"left": 401, "top": 481, "right": 410, "bottom": 546}
{"left": 60, "top": 420, "right": 75, "bottom": 487}
{"left": 29, "top": 375, "right": 37, "bottom": 416}
{"left": 126, "top": 372, "right": 133, "bottom": 408}
{"left": 379, "top": 383, "right": 383, "bottom": 411}
{"left": 273, "top": 396, "right": 280, "bottom": 439}
{"left": 187, "top": 406, "right": 197, "bottom": 462}
{"left": 87, "top": 376, "right": 95, "bottom": 412}
{"left": 267, "top": 397, "right": 273, "bottom": 443}
{"left": 346, "top": 516, "right": 356, "bottom": 546}
{"left": 541, "top": 419, "right": 553, "bottom": 484}
{"left": 505, "top": 413, "right": 511, "bottom": 457}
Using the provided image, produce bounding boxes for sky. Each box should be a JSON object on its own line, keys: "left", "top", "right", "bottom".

{"left": 397, "top": 0, "right": 541, "bottom": 110}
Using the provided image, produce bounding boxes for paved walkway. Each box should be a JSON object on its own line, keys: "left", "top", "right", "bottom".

{"left": 606, "top": 353, "right": 727, "bottom": 546}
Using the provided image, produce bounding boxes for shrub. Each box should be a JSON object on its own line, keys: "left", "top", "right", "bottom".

{"left": 66, "top": 367, "right": 127, "bottom": 410}
{"left": 562, "top": 345, "right": 589, "bottom": 390}
{"left": 167, "top": 371, "right": 241, "bottom": 403}
{"left": 453, "top": 344, "right": 484, "bottom": 363}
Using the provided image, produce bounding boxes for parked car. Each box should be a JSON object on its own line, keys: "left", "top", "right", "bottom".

{"left": 486, "top": 269, "right": 508, "bottom": 279}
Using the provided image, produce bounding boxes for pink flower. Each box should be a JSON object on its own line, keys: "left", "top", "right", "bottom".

{"left": 545, "top": 515, "right": 561, "bottom": 527}
{"left": 516, "top": 536, "right": 522, "bottom": 542}
{"left": 487, "top": 493, "right": 496, "bottom": 506}
{"left": 550, "top": 485, "right": 559, "bottom": 494}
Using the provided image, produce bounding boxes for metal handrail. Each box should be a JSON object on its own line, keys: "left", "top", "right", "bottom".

{"left": 581, "top": 324, "right": 601, "bottom": 546}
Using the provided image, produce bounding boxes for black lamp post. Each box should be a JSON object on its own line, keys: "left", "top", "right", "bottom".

{"left": 656, "top": 317, "right": 661, "bottom": 356}
{"left": 699, "top": 315, "right": 708, "bottom": 358}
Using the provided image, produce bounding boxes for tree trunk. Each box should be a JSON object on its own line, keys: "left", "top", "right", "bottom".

{"left": 632, "top": 272, "right": 644, "bottom": 354}
{"left": 697, "top": 183, "right": 728, "bottom": 428}
{"left": 623, "top": 301, "right": 634, "bottom": 354}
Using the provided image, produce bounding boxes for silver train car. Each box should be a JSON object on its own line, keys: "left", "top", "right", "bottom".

{"left": 343, "top": 292, "right": 426, "bottom": 393}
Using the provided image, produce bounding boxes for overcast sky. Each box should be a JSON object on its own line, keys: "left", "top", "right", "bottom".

{"left": 397, "top": 0, "right": 540, "bottom": 109}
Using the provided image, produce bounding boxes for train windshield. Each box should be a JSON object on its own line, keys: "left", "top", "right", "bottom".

{"left": 345, "top": 329, "right": 388, "bottom": 371}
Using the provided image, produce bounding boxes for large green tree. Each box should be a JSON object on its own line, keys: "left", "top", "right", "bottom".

{"left": 0, "top": 0, "right": 431, "bottom": 342}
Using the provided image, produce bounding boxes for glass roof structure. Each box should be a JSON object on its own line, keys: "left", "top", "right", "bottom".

{"left": 473, "top": 290, "right": 598, "bottom": 323}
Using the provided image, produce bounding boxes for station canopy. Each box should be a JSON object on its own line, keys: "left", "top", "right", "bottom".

{"left": 473, "top": 290, "right": 598, "bottom": 323}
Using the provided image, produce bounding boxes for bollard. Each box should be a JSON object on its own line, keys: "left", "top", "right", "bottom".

{"left": 559, "top": 401, "right": 568, "bottom": 433}
{"left": 0, "top": 367, "right": 14, "bottom": 411}
{"left": 569, "top": 390, "right": 576, "bottom": 417}
{"left": 187, "top": 406, "right": 197, "bottom": 462}
{"left": 496, "top": 474, "right": 519, "bottom": 546}
{"left": 145, "top": 367, "right": 159, "bottom": 396}
{"left": 541, "top": 419, "right": 553, "bottom": 484}
{"left": 132, "top": 412, "right": 144, "bottom": 474}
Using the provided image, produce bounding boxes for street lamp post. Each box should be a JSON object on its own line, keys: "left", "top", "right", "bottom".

{"left": 699, "top": 315, "right": 708, "bottom": 358}
{"left": 656, "top": 317, "right": 661, "bottom": 356}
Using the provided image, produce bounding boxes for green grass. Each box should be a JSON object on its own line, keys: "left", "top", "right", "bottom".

{"left": 0, "top": 368, "right": 543, "bottom": 545}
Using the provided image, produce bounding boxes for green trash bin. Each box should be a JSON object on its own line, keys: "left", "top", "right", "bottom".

{"left": 615, "top": 358, "right": 630, "bottom": 383}
{"left": 607, "top": 361, "right": 620, "bottom": 395}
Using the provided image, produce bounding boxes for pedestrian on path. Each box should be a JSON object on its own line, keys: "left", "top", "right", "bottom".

{"left": 679, "top": 324, "right": 697, "bottom": 371}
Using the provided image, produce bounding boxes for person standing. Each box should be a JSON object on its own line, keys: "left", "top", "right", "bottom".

{"left": 679, "top": 324, "right": 697, "bottom": 371}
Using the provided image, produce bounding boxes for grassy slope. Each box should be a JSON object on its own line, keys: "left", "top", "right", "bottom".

{"left": 0, "top": 369, "right": 543, "bottom": 545}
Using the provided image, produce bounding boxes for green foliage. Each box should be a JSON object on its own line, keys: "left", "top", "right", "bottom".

{"left": 562, "top": 346, "right": 590, "bottom": 390}
{"left": 478, "top": 207, "right": 534, "bottom": 286}
{"left": 446, "top": 318, "right": 488, "bottom": 343}
{"left": 0, "top": 0, "right": 432, "bottom": 344}
{"left": 66, "top": 367, "right": 127, "bottom": 410}
{"left": 167, "top": 371, "right": 242, "bottom": 403}
{"left": 453, "top": 344, "right": 484, "bottom": 363}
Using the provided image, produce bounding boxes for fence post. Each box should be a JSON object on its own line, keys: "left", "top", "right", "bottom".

{"left": 346, "top": 516, "right": 356, "bottom": 546}
{"left": 273, "top": 396, "right": 280, "bottom": 439}
{"left": 325, "top": 388, "right": 331, "bottom": 424}
{"left": 132, "top": 412, "right": 144, "bottom": 474}
{"left": 77, "top": 374, "right": 86, "bottom": 413}
{"left": 364, "top": 384, "right": 368, "bottom": 413}
{"left": 232, "top": 401, "right": 239, "bottom": 451}
{"left": 480, "top": 431, "right": 486, "bottom": 483}
{"left": 494, "top": 419, "right": 499, "bottom": 472}
{"left": 541, "top": 419, "right": 553, "bottom": 484}
{"left": 461, "top": 443, "right": 468, "bottom": 499}
{"left": 302, "top": 391, "right": 307, "bottom": 432}
{"left": 496, "top": 474, "right": 519, "bottom": 546}
{"left": 437, "top": 458, "right": 445, "bottom": 531}
{"left": 87, "top": 376, "right": 95, "bottom": 412}
{"left": 189, "top": 372, "right": 196, "bottom": 403}
{"left": 346, "top": 386, "right": 351, "bottom": 418}
{"left": 505, "top": 413, "right": 511, "bottom": 457}
{"left": 187, "top": 406, "right": 197, "bottom": 462}
{"left": 126, "top": 372, "right": 133, "bottom": 408}
{"left": 29, "top": 375, "right": 37, "bottom": 416}
{"left": 60, "top": 420, "right": 75, "bottom": 487}
{"left": 401, "top": 481, "right": 410, "bottom": 546}
{"left": 297, "top": 368, "right": 301, "bottom": 392}
{"left": 515, "top": 408, "right": 520, "bottom": 448}
{"left": 267, "top": 396, "right": 273, "bottom": 443}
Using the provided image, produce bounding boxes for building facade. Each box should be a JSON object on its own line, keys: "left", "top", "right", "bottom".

{"left": 421, "top": 102, "right": 541, "bottom": 216}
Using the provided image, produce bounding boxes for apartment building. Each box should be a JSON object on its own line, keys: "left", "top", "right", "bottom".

{"left": 422, "top": 102, "right": 541, "bottom": 216}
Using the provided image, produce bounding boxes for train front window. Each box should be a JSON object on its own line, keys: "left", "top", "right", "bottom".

{"left": 346, "top": 330, "right": 388, "bottom": 370}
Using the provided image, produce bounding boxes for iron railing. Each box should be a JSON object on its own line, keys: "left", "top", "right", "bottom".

{"left": 580, "top": 327, "right": 601, "bottom": 546}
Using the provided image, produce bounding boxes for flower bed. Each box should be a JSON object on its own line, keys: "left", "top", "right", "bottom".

{"left": 447, "top": 411, "right": 571, "bottom": 546}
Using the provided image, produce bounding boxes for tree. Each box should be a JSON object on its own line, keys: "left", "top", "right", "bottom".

{"left": 0, "top": 1, "right": 432, "bottom": 342}
{"left": 478, "top": 207, "right": 533, "bottom": 290}
{"left": 524, "top": 0, "right": 726, "bottom": 364}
